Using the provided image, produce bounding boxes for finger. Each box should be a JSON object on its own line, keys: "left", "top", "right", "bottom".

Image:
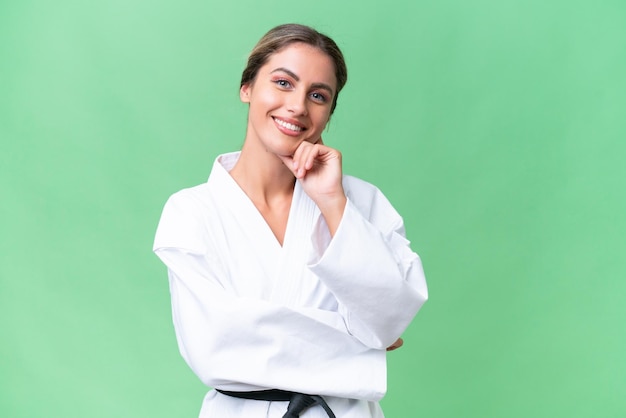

{"left": 307, "top": 144, "right": 335, "bottom": 170}
{"left": 294, "top": 143, "right": 314, "bottom": 177}
{"left": 301, "top": 143, "right": 323, "bottom": 171}
{"left": 386, "top": 337, "right": 404, "bottom": 351}
{"left": 291, "top": 141, "right": 308, "bottom": 170}
{"left": 304, "top": 144, "right": 321, "bottom": 170}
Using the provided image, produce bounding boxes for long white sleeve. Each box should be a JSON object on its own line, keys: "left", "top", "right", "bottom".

{"left": 308, "top": 190, "right": 428, "bottom": 349}
{"left": 155, "top": 248, "right": 386, "bottom": 400}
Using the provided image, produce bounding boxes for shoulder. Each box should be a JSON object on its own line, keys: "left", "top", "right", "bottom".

{"left": 342, "top": 174, "right": 392, "bottom": 209}
{"left": 342, "top": 175, "right": 404, "bottom": 232}
{"left": 164, "top": 183, "right": 213, "bottom": 212}
{"left": 154, "top": 183, "right": 214, "bottom": 252}
{"left": 163, "top": 151, "right": 238, "bottom": 212}
{"left": 159, "top": 182, "right": 218, "bottom": 228}
{"left": 342, "top": 174, "right": 379, "bottom": 196}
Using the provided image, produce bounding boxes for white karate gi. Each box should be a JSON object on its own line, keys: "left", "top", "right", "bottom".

{"left": 153, "top": 152, "right": 428, "bottom": 418}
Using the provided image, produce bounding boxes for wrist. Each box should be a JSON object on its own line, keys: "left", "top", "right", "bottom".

{"left": 317, "top": 194, "right": 347, "bottom": 237}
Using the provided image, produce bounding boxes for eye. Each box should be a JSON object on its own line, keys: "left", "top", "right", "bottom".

{"left": 310, "top": 92, "right": 328, "bottom": 103}
{"left": 274, "top": 79, "right": 292, "bottom": 89}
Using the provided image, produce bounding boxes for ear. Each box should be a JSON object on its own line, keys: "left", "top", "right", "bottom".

{"left": 240, "top": 84, "right": 251, "bottom": 103}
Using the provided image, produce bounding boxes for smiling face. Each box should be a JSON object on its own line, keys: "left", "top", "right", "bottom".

{"left": 240, "top": 43, "right": 337, "bottom": 157}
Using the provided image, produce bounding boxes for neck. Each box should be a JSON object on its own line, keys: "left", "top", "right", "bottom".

{"left": 230, "top": 140, "right": 296, "bottom": 205}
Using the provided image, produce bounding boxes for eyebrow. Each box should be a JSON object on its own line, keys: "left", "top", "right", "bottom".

{"left": 270, "top": 67, "right": 335, "bottom": 97}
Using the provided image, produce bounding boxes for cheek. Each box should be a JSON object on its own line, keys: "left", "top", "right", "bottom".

{"left": 256, "top": 89, "right": 282, "bottom": 108}
{"left": 248, "top": 89, "right": 280, "bottom": 115}
{"left": 314, "top": 110, "right": 331, "bottom": 129}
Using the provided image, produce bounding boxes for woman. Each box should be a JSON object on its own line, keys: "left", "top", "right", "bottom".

{"left": 154, "top": 23, "right": 428, "bottom": 418}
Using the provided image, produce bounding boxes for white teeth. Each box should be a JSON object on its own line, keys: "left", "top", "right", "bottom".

{"left": 275, "top": 118, "right": 303, "bottom": 132}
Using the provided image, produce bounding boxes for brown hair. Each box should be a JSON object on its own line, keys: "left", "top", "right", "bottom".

{"left": 240, "top": 23, "right": 348, "bottom": 114}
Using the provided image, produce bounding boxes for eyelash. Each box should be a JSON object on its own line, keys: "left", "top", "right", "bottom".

{"left": 309, "top": 92, "right": 328, "bottom": 103}
{"left": 274, "top": 79, "right": 292, "bottom": 89}
{"left": 273, "top": 78, "right": 328, "bottom": 104}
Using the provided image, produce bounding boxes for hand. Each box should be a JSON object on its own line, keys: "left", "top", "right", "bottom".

{"left": 279, "top": 139, "right": 343, "bottom": 198}
{"left": 278, "top": 139, "right": 347, "bottom": 235}
{"left": 386, "top": 338, "right": 404, "bottom": 352}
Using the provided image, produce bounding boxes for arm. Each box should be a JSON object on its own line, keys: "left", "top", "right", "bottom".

{"left": 308, "top": 186, "right": 428, "bottom": 350}
{"left": 153, "top": 193, "right": 387, "bottom": 401}
{"left": 156, "top": 248, "right": 386, "bottom": 400}
{"left": 281, "top": 141, "right": 428, "bottom": 350}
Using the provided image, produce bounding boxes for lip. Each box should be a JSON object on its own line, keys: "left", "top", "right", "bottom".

{"left": 272, "top": 116, "right": 307, "bottom": 137}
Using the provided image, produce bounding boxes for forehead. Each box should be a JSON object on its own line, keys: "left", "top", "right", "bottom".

{"left": 262, "top": 43, "right": 337, "bottom": 88}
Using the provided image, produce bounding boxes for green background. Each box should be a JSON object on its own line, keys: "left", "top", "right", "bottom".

{"left": 2, "top": 0, "right": 625, "bottom": 417}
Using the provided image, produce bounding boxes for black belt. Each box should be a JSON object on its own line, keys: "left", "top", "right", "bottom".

{"left": 216, "top": 389, "right": 336, "bottom": 418}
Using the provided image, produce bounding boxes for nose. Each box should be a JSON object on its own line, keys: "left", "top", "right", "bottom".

{"left": 286, "top": 91, "right": 308, "bottom": 116}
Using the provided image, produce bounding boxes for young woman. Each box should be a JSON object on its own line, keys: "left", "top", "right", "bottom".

{"left": 154, "top": 23, "right": 428, "bottom": 418}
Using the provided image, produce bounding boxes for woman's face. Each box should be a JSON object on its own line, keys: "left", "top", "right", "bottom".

{"left": 240, "top": 43, "right": 337, "bottom": 157}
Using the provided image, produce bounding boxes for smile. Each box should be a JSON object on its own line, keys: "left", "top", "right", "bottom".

{"left": 273, "top": 117, "right": 305, "bottom": 133}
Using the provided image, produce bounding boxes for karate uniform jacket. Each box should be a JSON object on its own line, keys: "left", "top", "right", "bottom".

{"left": 153, "top": 152, "right": 428, "bottom": 417}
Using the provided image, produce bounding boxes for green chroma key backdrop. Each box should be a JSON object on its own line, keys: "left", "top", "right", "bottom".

{"left": 1, "top": 0, "right": 625, "bottom": 417}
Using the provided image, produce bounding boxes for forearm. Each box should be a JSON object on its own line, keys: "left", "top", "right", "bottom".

{"left": 308, "top": 199, "right": 428, "bottom": 349}
{"left": 316, "top": 193, "right": 347, "bottom": 237}
{"left": 167, "top": 269, "right": 387, "bottom": 400}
